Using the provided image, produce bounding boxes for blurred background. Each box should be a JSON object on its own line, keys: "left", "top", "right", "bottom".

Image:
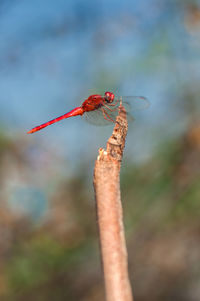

{"left": 0, "top": 0, "right": 200, "bottom": 300}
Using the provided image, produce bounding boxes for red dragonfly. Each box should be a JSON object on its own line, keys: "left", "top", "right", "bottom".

{"left": 27, "top": 91, "right": 149, "bottom": 134}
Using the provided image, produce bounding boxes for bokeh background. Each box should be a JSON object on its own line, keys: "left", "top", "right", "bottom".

{"left": 0, "top": 0, "right": 200, "bottom": 300}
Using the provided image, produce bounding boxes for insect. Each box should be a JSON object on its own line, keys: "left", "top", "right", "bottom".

{"left": 27, "top": 91, "right": 149, "bottom": 134}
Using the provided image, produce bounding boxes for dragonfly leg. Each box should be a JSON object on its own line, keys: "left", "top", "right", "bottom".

{"left": 101, "top": 108, "right": 115, "bottom": 123}
{"left": 103, "top": 98, "right": 120, "bottom": 107}
{"left": 103, "top": 103, "right": 119, "bottom": 112}
{"left": 108, "top": 98, "right": 120, "bottom": 107}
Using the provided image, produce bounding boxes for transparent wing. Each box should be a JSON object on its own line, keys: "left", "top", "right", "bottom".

{"left": 103, "top": 105, "right": 134, "bottom": 123}
{"left": 114, "top": 96, "right": 150, "bottom": 112}
{"left": 82, "top": 105, "right": 134, "bottom": 126}
{"left": 82, "top": 108, "right": 113, "bottom": 126}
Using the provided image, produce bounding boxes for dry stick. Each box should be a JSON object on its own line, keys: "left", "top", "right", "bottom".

{"left": 93, "top": 104, "right": 133, "bottom": 301}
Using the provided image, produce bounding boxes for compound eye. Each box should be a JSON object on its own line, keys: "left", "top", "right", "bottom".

{"left": 105, "top": 92, "right": 110, "bottom": 99}
{"left": 105, "top": 91, "right": 114, "bottom": 103}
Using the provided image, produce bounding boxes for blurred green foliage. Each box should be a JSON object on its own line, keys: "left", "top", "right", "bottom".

{"left": 0, "top": 123, "right": 199, "bottom": 300}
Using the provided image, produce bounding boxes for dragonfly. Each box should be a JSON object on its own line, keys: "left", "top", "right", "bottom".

{"left": 27, "top": 91, "right": 149, "bottom": 134}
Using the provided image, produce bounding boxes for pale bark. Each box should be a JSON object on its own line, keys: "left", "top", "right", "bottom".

{"left": 93, "top": 104, "right": 133, "bottom": 301}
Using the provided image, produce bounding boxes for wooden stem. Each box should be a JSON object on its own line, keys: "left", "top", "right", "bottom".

{"left": 93, "top": 104, "right": 133, "bottom": 301}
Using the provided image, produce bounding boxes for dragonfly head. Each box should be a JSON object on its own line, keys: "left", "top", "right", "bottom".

{"left": 105, "top": 91, "right": 115, "bottom": 103}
